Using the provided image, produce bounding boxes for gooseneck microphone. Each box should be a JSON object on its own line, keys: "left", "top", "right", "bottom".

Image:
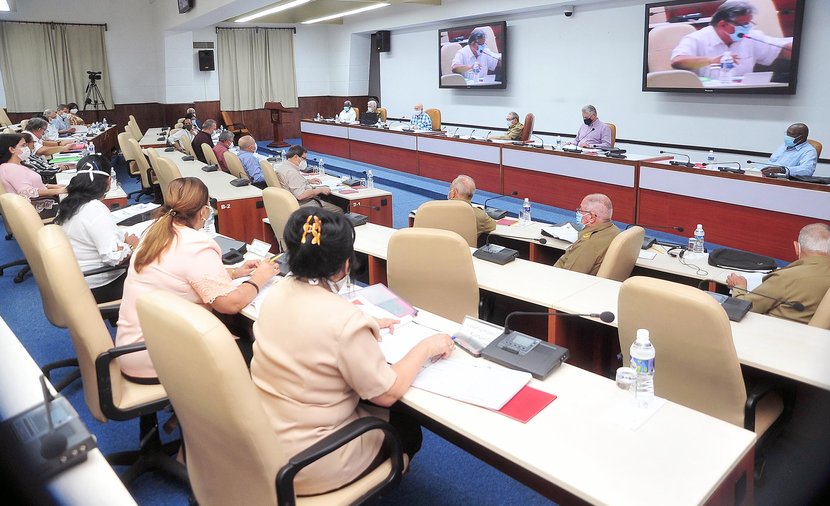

{"left": 483, "top": 191, "right": 519, "bottom": 213}
{"left": 481, "top": 48, "right": 502, "bottom": 60}
{"left": 626, "top": 223, "right": 685, "bottom": 233}
{"left": 468, "top": 129, "right": 477, "bottom": 139}
{"left": 574, "top": 127, "right": 594, "bottom": 146}
{"left": 716, "top": 161, "right": 744, "bottom": 174}
{"left": 503, "top": 310, "right": 616, "bottom": 333}
{"left": 39, "top": 376, "right": 68, "bottom": 459}
{"left": 730, "top": 286, "right": 804, "bottom": 312}
{"left": 659, "top": 150, "right": 694, "bottom": 168}
{"left": 737, "top": 33, "right": 792, "bottom": 52}
{"left": 487, "top": 231, "right": 548, "bottom": 245}
{"left": 484, "top": 130, "right": 493, "bottom": 141}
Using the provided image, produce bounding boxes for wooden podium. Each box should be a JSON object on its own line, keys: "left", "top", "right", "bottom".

{"left": 264, "top": 101, "right": 293, "bottom": 148}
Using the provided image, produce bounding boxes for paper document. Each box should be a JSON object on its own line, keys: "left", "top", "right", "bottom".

{"left": 111, "top": 203, "right": 161, "bottom": 222}
{"left": 638, "top": 250, "right": 657, "bottom": 260}
{"left": 377, "top": 320, "right": 438, "bottom": 365}
{"left": 412, "top": 357, "right": 531, "bottom": 410}
{"left": 541, "top": 223, "right": 579, "bottom": 243}
{"left": 237, "top": 276, "right": 283, "bottom": 317}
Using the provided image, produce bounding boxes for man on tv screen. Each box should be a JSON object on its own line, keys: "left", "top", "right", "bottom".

{"left": 451, "top": 28, "right": 501, "bottom": 83}
{"left": 670, "top": 0, "right": 792, "bottom": 78}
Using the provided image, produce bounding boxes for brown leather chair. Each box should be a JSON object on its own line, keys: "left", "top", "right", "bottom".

{"left": 221, "top": 111, "right": 250, "bottom": 140}
{"left": 647, "top": 24, "right": 696, "bottom": 72}
{"left": 387, "top": 228, "right": 479, "bottom": 323}
{"left": 424, "top": 108, "right": 441, "bottom": 131}
{"left": 262, "top": 187, "right": 300, "bottom": 252}
{"left": 807, "top": 139, "right": 822, "bottom": 158}
{"left": 606, "top": 122, "right": 617, "bottom": 147}
{"left": 377, "top": 107, "right": 388, "bottom": 123}
{"left": 646, "top": 70, "right": 703, "bottom": 89}
{"left": 596, "top": 226, "right": 644, "bottom": 281}
{"left": 138, "top": 290, "right": 404, "bottom": 506}
{"left": 180, "top": 132, "right": 198, "bottom": 158}
{"left": 413, "top": 200, "right": 477, "bottom": 248}
{"left": 808, "top": 287, "right": 830, "bottom": 329}
{"left": 520, "top": 113, "right": 535, "bottom": 142}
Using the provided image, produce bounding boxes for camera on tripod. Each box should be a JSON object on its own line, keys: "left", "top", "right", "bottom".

{"left": 83, "top": 70, "right": 107, "bottom": 111}
{"left": 86, "top": 71, "right": 102, "bottom": 81}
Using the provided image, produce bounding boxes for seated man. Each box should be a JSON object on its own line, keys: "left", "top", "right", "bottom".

{"left": 570, "top": 105, "right": 612, "bottom": 148}
{"left": 554, "top": 193, "right": 620, "bottom": 275}
{"left": 42, "top": 110, "right": 61, "bottom": 140}
{"left": 726, "top": 223, "right": 830, "bottom": 324}
{"left": 366, "top": 100, "right": 378, "bottom": 114}
{"left": 448, "top": 175, "right": 495, "bottom": 237}
{"left": 186, "top": 107, "right": 201, "bottom": 129}
{"left": 490, "top": 112, "right": 523, "bottom": 140}
{"left": 236, "top": 135, "right": 266, "bottom": 189}
{"left": 24, "top": 117, "right": 73, "bottom": 157}
{"left": 52, "top": 105, "right": 76, "bottom": 135}
{"left": 762, "top": 123, "right": 817, "bottom": 177}
{"left": 213, "top": 130, "right": 234, "bottom": 172}
{"left": 410, "top": 103, "right": 432, "bottom": 131}
{"left": 192, "top": 119, "right": 217, "bottom": 164}
{"left": 451, "top": 28, "right": 501, "bottom": 82}
{"left": 336, "top": 101, "right": 356, "bottom": 123}
{"left": 168, "top": 118, "right": 195, "bottom": 152}
{"left": 274, "top": 145, "right": 342, "bottom": 213}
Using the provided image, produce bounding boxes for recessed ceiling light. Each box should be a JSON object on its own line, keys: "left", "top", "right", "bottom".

{"left": 235, "top": 0, "right": 312, "bottom": 23}
{"left": 301, "top": 2, "right": 390, "bottom": 25}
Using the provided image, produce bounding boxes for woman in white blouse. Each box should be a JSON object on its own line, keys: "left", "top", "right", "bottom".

{"left": 54, "top": 154, "right": 138, "bottom": 303}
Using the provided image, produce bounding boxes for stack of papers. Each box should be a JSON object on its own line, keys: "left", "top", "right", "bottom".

{"left": 541, "top": 222, "right": 579, "bottom": 243}
{"left": 111, "top": 203, "right": 160, "bottom": 223}
{"left": 412, "top": 358, "right": 531, "bottom": 410}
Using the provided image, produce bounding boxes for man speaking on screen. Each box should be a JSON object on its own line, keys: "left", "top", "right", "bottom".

{"left": 451, "top": 28, "right": 501, "bottom": 83}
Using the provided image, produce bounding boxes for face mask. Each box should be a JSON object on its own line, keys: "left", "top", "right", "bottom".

{"left": 344, "top": 106, "right": 350, "bottom": 111}
{"left": 784, "top": 135, "right": 797, "bottom": 148}
{"left": 478, "top": 43, "right": 487, "bottom": 53}
{"left": 228, "top": 142, "right": 235, "bottom": 149}
{"left": 70, "top": 108, "right": 78, "bottom": 114}
{"left": 575, "top": 211, "right": 586, "bottom": 230}
{"left": 328, "top": 274, "right": 351, "bottom": 294}
{"left": 729, "top": 23, "right": 751, "bottom": 43}
{"left": 298, "top": 159, "right": 307, "bottom": 171}
{"left": 414, "top": 109, "right": 422, "bottom": 115}
{"left": 19, "top": 146, "right": 31, "bottom": 162}
{"left": 583, "top": 118, "right": 592, "bottom": 126}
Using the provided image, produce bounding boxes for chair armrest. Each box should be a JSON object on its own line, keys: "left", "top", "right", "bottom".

{"left": 82, "top": 264, "right": 127, "bottom": 277}
{"left": 744, "top": 377, "right": 780, "bottom": 432}
{"left": 276, "top": 417, "right": 404, "bottom": 505}
{"left": 94, "top": 342, "right": 169, "bottom": 421}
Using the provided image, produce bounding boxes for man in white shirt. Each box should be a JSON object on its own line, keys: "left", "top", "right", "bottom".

{"left": 451, "top": 28, "right": 501, "bottom": 82}
{"left": 336, "top": 101, "right": 356, "bottom": 123}
{"left": 670, "top": 0, "right": 792, "bottom": 78}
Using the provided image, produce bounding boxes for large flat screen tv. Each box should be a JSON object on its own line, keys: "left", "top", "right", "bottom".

{"left": 643, "top": 0, "right": 806, "bottom": 94}
{"left": 438, "top": 21, "right": 507, "bottom": 89}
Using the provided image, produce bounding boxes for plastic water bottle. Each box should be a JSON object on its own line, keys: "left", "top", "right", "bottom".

{"left": 719, "top": 51, "right": 735, "bottom": 82}
{"left": 317, "top": 158, "right": 325, "bottom": 176}
{"left": 556, "top": 136, "right": 562, "bottom": 149}
{"left": 693, "top": 224, "right": 705, "bottom": 254}
{"left": 630, "top": 329, "right": 655, "bottom": 408}
{"left": 472, "top": 62, "right": 481, "bottom": 82}
{"left": 367, "top": 170, "right": 374, "bottom": 189}
{"left": 102, "top": 118, "right": 108, "bottom": 128}
{"left": 88, "top": 141, "right": 95, "bottom": 154}
{"left": 520, "top": 198, "right": 531, "bottom": 225}
{"left": 707, "top": 150, "right": 716, "bottom": 164}
{"left": 203, "top": 206, "right": 216, "bottom": 235}
{"left": 110, "top": 165, "right": 119, "bottom": 191}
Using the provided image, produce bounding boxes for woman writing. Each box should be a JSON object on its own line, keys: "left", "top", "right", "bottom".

{"left": 251, "top": 208, "right": 454, "bottom": 496}
{"left": 55, "top": 154, "right": 137, "bottom": 303}
{"left": 116, "top": 177, "right": 278, "bottom": 383}
{"left": 0, "top": 133, "right": 66, "bottom": 217}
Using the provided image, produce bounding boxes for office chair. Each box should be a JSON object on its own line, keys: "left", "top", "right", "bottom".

{"left": 377, "top": 107, "right": 388, "bottom": 123}
{"left": 0, "top": 180, "right": 29, "bottom": 278}
{"left": 154, "top": 158, "right": 182, "bottom": 202}
{"left": 646, "top": 70, "right": 703, "bottom": 89}
{"left": 596, "top": 226, "right": 644, "bottom": 281}
{"left": 260, "top": 158, "right": 281, "bottom": 188}
{"left": 201, "top": 143, "right": 221, "bottom": 168}
{"left": 224, "top": 151, "right": 250, "bottom": 182}
{"left": 520, "top": 113, "right": 535, "bottom": 142}
{"left": 180, "top": 133, "right": 198, "bottom": 158}
{"left": 472, "top": 25, "right": 499, "bottom": 55}
{"left": 618, "top": 276, "right": 784, "bottom": 476}
{"left": 138, "top": 290, "right": 404, "bottom": 506}
{"left": 424, "top": 108, "right": 441, "bottom": 131}
{"left": 808, "top": 287, "right": 830, "bottom": 329}
{"left": 440, "top": 74, "right": 466, "bottom": 86}
{"left": 0, "top": 107, "right": 12, "bottom": 127}
{"left": 413, "top": 200, "right": 477, "bottom": 248}
{"left": 37, "top": 224, "right": 187, "bottom": 485}
{"left": 606, "top": 122, "right": 617, "bottom": 147}
{"left": 128, "top": 138, "right": 159, "bottom": 202}
{"left": 387, "top": 228, "right": 479, "bottom": 323}
{"left": 647, "top": 24, "right": 695, "bottom": 72}
{"left": 221, "top": 111, "right": 250, "bottom": 141}
{"left": 440, "top": 43, "right": 462, "bottom": 76}
{"left": 807, "top": 139, "right": 822, "bottom": 158}
{"left": 128, "top": 114, "right": 143, "bottom": 140}
{"left": 262, "top": 187, "right": 300, "bottom": 253}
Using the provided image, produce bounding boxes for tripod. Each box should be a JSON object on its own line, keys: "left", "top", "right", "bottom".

{"left": 83, "top": 76, "right": 107, "bottom": 111}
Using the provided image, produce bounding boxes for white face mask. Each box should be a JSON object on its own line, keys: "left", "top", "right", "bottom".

{"left": 298, "top": 159, "right": 307, "bottom": 171}
{"left": 19, "top": 146, "right": 31, "bottom": 161}
{"left": 70, "top": 108, "right": 78, "bottom": 114}
{"left": 414, "top": 109, "right": 422, "bottom": 115}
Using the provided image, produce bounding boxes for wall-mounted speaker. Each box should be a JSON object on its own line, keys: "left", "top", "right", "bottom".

{"left": 376, "top": 30, "right": 390, "bottom": 53}
{"left": 198, "top": 50, "right": 215, "bottom": 71}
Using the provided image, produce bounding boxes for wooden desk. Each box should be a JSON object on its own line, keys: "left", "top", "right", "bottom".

{"left": 0, "top": 316, "right": 136, "bottom": 505}
{"left": 302, "top": 173, "right": 394, "bottom": 228}
{"left": 155, "top": 149, "right": 266, "bottom": 243}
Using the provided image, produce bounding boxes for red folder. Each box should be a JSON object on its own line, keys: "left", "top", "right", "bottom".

{"left": 497, "top": 217, "right": 518, "bottom": 226}
{"left": 496, "top": 386, "right": 556, "bottom": 423}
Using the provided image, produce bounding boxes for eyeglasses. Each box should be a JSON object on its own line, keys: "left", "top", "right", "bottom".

{"left": 728, "top": 21, "right": 755, "bottom": 29}
{"left": 576, "top": 208, "right": 595, "bottom": 216}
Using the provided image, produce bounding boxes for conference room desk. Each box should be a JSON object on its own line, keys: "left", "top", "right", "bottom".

{"left": 0, "top": 316, "right": 136, "bottom": 505}
{"left": 154, "top": 148, "right": 266, "bottom": 244}
{"left": 55, "top": 170, "right": 129, "bottom": 210}
{"left": 301, "top": 172, "right": 394, "bottom": 227}
{"left": 137, "top": 127, "right": 168, "bottom": 149}
{"left": 638, "top": 161, "right": 830, "bottom": 261}
{"left": 74, "top": 125, "right": 118, "bottom": 156}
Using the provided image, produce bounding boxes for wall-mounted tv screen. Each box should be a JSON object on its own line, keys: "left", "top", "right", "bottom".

{"left": 438, "top": 21, "right": 507, "bottom": 89}
{"left": 643, "top": 0, "right": 805, "bottom": 94}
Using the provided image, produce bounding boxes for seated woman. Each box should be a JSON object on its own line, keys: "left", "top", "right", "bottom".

{"left": 0, "top": 133, "right": 66, "bottom": 217}
{"left": 54, "top": 154, "right": 137, "bottom": 304}
{"left": 250, "top": 208, "right": 454, "bottom": 496}
{"left": 66, "top": 103, "right": 85, "bottom": 126}
{"left": 115, "top": 177, "right": 278, "bottom": 383}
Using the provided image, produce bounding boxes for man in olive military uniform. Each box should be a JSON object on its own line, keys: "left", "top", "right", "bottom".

{"left": 490, "top": 112, "right": 524, "bottom": 140}
{"left": 554, "top": 194, "right": 620, "bottom": 276}
{"left": 448, "top": 175, "right": 496, "bottom": 237}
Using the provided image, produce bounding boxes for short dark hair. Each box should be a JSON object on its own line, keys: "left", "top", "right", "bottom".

{"left": 711, "top": 1, "right": 756, "bottom": 26}
{"left": 54, "top": 154, "right": 112, "bottom": 225}
{"left": 284, "top": 207, "right": 355, "bottom": 280}
{"left": 24, "top": 117, "right": 48, "bottom": 132}
{"left": 0, "top": 133, "right": 23, "bottom": 164}
{"left": 286, "top": 145, "right": 307, "bottom": 159}
{"left": 469, "top": 29, "right": 486, "bottom": 44}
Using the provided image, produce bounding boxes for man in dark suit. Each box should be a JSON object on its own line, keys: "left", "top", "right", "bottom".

{"left": 192, "top": 119, "right": 217, "bottom": 164}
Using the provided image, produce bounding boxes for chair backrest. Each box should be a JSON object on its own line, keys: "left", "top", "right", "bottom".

{"left": 352, "top": 107, "right": 360, "bottom": 119}
{"left": 440, "top": 74, "right": 466, "bottom": 86}
{"left": 520, "top": 113, "right": 534, "bottom": 142}
{"left": 223, "top": 151, "right": 249, "bottom": 180}
{"left": 413, "top": 200, "right": 477, "bottom": 248}
{"left": 202, "top": 143, "right": 220, "bottom": 166}
{"left": 0, "top": 107, "right": 12, "bottom": 127}
{"left": 472, "top": 25, "right": 498, "bottom": 55}
{"left": 139, "top": 291, "right": 283, "bottom": 506}
{"left": 377, "top": 107, "right": 388, "bottom": 123}
{"left": 808, "top": 287, "right": 830, "bottom": 329}
{"left": 618, "top": 276, "right": 747, "bottom": 428}
{"left": 647, "top": 24, "right": 696, "bottom": 72}
{"left": 260, "top": 158, "right": 280, "bottom": 188}
{"left": 606, "top": 122, "right": 617, "bottom": 147}
{"left": 117, "top": 131, "right": 137, "bottom": 164}
{"left": 128, "top": 115, "right": 143, "bottom": 140}
{"left": 807, "top": 139, "right": 823, "bottom": 158}
{"left": 424, "top": 108, "right": 441, "bottom": 131}
{"left": 646, "top": 70, "right": 703, "bottom": 88}
{"left": 145, "top": 147, "right": 162, "bottom": 181}
{"left": 440, "top": 43, "right": 462, "bottom": 75}
{"left": 0, "top": 193, "right": 64, "bottom": 326}
{"left": 180, "top": 133, "right": 197, "bottom": 157}
{"left": 596, "top": 226, "right": 643, "bottom": 281}
{"left": 127, "top": 138, "right": 154, "bottom": 189}
{"left": 262, "top": 187, "right": 300, "bottom": 252}
{"left": 37, "top": 225, "right": 137, "bottom": 421}
{"left": 155, "top": 158, "right": 182, "bottom": 201}
{"left": 388, "top": 228, "right": 479, "bottom": 323}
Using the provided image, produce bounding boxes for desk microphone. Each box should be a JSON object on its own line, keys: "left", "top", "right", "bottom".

{"left": 483, "top": 191, "right": 518, "bottom": 219}
{"left": 715, "top": 161, "right": 744, "bottom": 174}
{"left": 39, "top": 376, "right": 67, "bottom": 459}
{"left": 481, "top": 49, "right": 502, "bottom": 60}
{"left": 450, "top": 127, "right": 460, "bottom": 138}
{"left": 729, "top": 286, "right": 804, "bottom": 312}
{"left": 484, "top": 130, "right": 492, "bottom": 141}
{"left": 488, "top": 231, "right": 548, "bottom": 245}
{"left": 468, "top": 129, "right": 477, "bottom": 139}
{"left": 574, "top": 127, "right": 594, "bottom": 146}
{"left": 532, "top": 134, "right": 545, "bottom": 147}
{"left": 504, "top": 310, "right": 616, "bottom": 331}
{"left": 659, "top": 150, "right": 695, "bottom": 168}
{"left": 737, "top": 33, "right": 792, "bottom": 52}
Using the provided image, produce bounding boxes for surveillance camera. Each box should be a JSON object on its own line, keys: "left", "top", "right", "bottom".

{"left": 564, "top": 5, "right": 574, "bottom": 17}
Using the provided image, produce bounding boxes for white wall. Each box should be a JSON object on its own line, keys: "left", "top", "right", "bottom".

{"left": 294, "top": 25, "right": 333, "bottom": 97}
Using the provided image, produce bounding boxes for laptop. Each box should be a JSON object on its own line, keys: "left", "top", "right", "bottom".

{"left": 706, "top": 292, "right": 753, "bottom": 322}
{"left": 360, "top": 112, "right": 379, "bottom": 125}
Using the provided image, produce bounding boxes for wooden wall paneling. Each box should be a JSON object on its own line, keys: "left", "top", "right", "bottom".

{"left": 419, "top": 152, "right": 502, "bottom": 193}
{"left": 349, "top": 140, "right": 419, "bottom": 174}
{"left": 301, "top": 132, "right": 350, "bottom": 158}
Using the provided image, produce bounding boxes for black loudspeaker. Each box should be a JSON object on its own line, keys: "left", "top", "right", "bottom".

{"left": 376, "top": 30, "right": 390, "bottom": 53}
{"left": 198, "top": 50, "right": 215, "bottom": 71}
